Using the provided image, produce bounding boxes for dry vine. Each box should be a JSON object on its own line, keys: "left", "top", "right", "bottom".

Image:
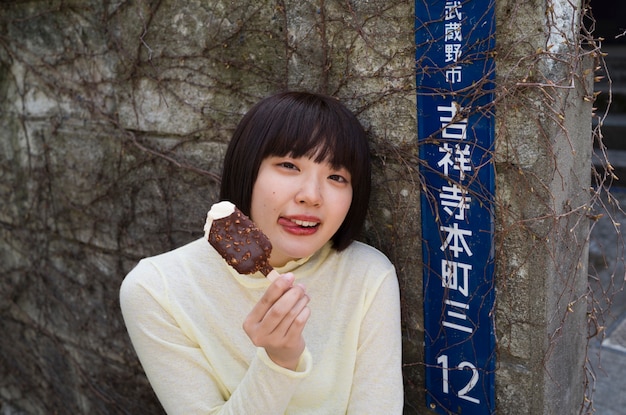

{"left": 0, "top": 1, "right": 622, "bottom": 414}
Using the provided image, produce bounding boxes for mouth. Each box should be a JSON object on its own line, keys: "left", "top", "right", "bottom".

{"left": 278, "top": 216, "right": 321, "bottom": 234}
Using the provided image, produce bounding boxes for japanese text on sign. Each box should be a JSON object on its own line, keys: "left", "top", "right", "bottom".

{"left": 415, "top": 1, "right": 496, "bottom": 414}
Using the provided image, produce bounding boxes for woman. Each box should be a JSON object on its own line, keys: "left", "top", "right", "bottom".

{"left": 120, "top": 91, "right": 404, "bottom": 414}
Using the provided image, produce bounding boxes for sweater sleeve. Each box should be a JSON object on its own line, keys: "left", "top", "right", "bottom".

{"left": 119, "top": 260, "right": 312, "bottom": 415}
{"left": 346, "top": 268, "right": 404, "bottom": 414}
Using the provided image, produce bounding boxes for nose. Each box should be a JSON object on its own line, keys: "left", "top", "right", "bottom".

{"left": 296, "top": 177, "right": 322, "bottom": 206}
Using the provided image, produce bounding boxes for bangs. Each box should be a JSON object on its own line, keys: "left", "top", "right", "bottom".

{"left": 260, "top": 95, "right": 366, "bottom": 176}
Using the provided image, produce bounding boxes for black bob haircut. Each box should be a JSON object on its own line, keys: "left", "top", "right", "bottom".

{"left": 219, "top": 91, "right": 371, "bottom": 251}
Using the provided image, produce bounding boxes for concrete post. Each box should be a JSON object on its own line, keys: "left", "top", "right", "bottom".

{"left": 0, "top": 0, "right": 595, "bottom": 414}
{"left": 494, "top": 0, "right": 593, "bottom": 413}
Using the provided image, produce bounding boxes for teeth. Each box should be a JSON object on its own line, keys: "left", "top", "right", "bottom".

{"left": 292, "top": 219, "right": 318, "bottom": 227}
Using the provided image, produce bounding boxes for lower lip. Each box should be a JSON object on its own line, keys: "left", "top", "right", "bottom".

{"left": 278, "top": 218, "right": 319, "bottom": 236}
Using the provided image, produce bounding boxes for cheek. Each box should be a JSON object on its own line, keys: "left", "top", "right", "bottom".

{"left": 334, "top": 190, "right": 353, "bottom": 219}
{"left": 343, "top": 187, "right": 354, "bottom": 208}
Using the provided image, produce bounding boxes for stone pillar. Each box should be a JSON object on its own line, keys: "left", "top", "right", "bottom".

{"left": 494, "top": 0, "right": 593, "bottom": 413}
{"left": 0, "top": 0, "right": 594, "bottom": 414}
{"left": 0, "top": 1, "right": 420, "bottom": 413}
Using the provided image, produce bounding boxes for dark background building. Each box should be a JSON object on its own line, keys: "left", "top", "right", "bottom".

{"left": 591, "top": 0, "right": 625, "bottom": 155}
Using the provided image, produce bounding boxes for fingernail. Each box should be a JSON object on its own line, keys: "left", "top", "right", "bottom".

{"left": 282, "top": 273, "right": 295, "bottom": 283}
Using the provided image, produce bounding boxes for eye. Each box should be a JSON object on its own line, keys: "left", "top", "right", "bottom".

{"left": 329, "top": 174, "right": 349, "bottom": 184}
{"left": 278, "top": 161, "right": 299, "bottom": 170}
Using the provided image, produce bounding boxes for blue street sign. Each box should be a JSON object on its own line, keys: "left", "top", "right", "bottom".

{"left": 415, "top": 1, "right": 496, "bottom": 414}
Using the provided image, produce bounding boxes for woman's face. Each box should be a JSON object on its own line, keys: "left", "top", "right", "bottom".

{"left": 250, "top": 154, "right": 353, "bottom": 267}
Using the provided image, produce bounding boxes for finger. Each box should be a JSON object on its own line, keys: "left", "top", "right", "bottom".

{"left": 256, "top": 284, "right": 307, "bottom": 335}
{"left": 246, "top": 274, "right": 295, "bottom": 323}
{"left": 270, "top": 289, "right": 311, "bottom": 339}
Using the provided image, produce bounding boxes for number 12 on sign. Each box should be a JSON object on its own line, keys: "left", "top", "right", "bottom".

{"left": 437, "top": 355, "right": 480, "bottom": 405}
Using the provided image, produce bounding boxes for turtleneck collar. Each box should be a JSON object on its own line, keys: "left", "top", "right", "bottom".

{"left": 226, "top": 242, "right": 333, "bottom": 289}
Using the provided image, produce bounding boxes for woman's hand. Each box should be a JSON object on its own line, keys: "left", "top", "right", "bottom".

{"left": 243, "top": 273, "right": 310, "bottom": 371}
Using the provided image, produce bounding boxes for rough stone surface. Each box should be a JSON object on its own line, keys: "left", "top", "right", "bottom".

{"left": 494, "top": 0, "right": 594, "bottom": 414}
{"left": 0, "top": 0, "right": 600, "bottom": 414}
{"left": 0, "top": 1, "right": 418, "bottom": 414}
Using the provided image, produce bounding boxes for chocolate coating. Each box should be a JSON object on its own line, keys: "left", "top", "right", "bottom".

{"left": 208, "top": 207, "right": 274, "bottom": 276}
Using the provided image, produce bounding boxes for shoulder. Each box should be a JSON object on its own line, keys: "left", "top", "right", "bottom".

{"left": 318, "top": 241, "right": 399, "bottom": 313}
{"left": 335, "top": 240, "right": 395, "bottom": 272}
{"left": 142, "top": 238, "right": 209, "bottom": 265}
{"left": 137, "top": 238, "right": 213, "bottom": 270}
{"left": 121, "top": 238, "right": 213, "bottom": 293}
{"left": 320, "top": 241, "right": 397, "bottom": 293}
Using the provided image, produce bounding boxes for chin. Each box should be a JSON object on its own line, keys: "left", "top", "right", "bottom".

{"left": 279, "top": 245, "right": 320, "bottom": 262}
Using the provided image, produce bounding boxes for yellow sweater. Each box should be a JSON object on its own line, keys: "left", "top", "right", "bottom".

{"left": 120, "top": 238, "right": 403, "bottom": 414}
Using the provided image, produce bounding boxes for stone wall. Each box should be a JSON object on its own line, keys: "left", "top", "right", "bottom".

{"left": 0, "top": 1, "right": 420, "bottom": 414}
{"left": 0, "top": 0, "right": 598, "bottom": 414}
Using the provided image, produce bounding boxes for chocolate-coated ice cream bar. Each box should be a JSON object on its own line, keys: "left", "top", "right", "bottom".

{"left": 204, "top": 201, "right": 279, "bottom": 281}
